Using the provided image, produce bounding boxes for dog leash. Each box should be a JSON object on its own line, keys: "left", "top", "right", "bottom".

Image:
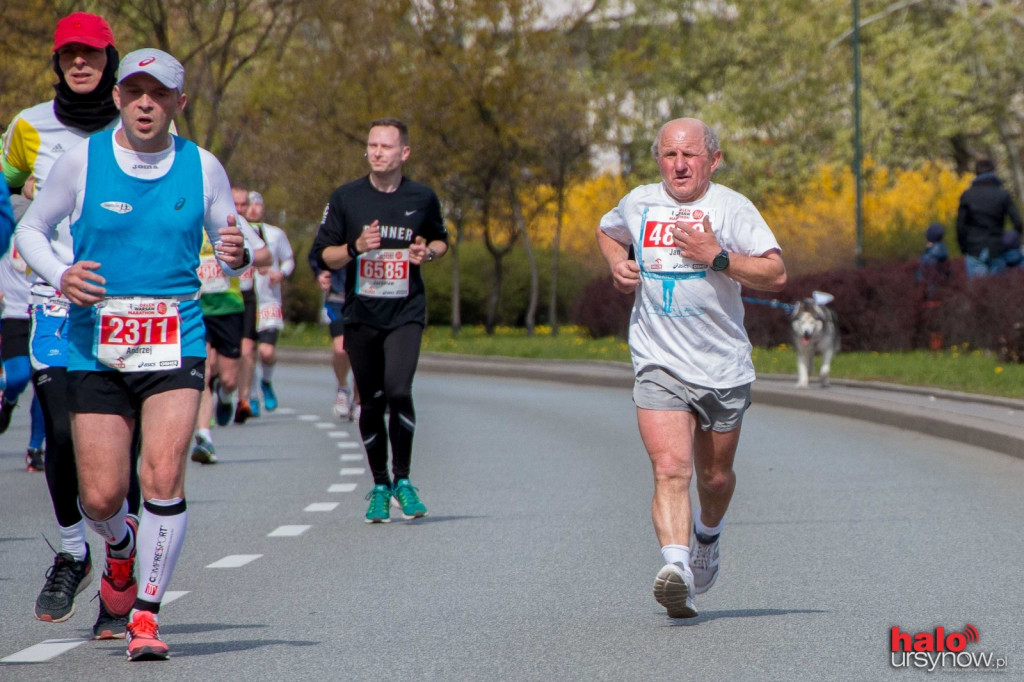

{"left": 742, "top": 296, "right": 795, "bottom": 314}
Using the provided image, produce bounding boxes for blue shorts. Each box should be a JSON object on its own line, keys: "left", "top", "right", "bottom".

{"left": 324, "top": 301, "right": 345, "bottom": 338}
{"left": 30, "top": 303, "right": 69, "bottom": 371}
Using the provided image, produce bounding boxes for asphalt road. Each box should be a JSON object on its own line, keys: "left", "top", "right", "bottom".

{"left": 1, "top": 364, "right": 1022, "bottom": 680}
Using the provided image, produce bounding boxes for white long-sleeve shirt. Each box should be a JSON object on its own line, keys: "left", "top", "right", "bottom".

{"left": 15, "top": 132, "right": 264, "bottom": 292}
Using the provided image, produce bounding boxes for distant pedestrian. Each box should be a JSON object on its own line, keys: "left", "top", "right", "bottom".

{"left": 916, "top": 222, "right": 950, "bottom": 301}
{"left": 956, "top": 159, "right": 1022, "bottom": 279}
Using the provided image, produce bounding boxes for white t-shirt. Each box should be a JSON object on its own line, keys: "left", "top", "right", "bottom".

{"left": 0, "top": 256, "right": 30, "bottom": 320}
{"left": 253, "top": 223, "right": 294, "bottom": 306}
{"left": 599, "top": 181, "right": 781, "bottom": 388}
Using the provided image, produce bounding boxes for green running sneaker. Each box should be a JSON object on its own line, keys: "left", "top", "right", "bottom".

{"left": 364, "top": 484, "right": 392, "bottom": 523}
{"left": 392, "top": 479, "right": 428, "bottom": 519}
{"left": 191, "top": 435, "right": 217, "bottom": 464}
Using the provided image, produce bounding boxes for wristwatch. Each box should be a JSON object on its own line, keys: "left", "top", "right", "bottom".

{"left": 426, "top": 247, "right": 436, "bottom": 262}
{"left": 711, "top": 250, "right": 730, "bottom": 271}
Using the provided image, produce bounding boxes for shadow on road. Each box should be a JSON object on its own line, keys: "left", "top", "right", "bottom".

{"left": 387, "top": 515, "right": 487, "bottom": 525}
{"left": 663, "top": 607, "right": 829, "bottom": 626}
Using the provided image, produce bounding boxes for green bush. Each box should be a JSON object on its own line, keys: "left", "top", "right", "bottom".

{"left": 422, "top": 241, "right": 600, "bottom": 328}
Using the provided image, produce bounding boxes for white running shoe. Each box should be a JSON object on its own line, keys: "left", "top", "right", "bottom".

{"left": 653, "top": 563, "right": 698, "bottom": 618}
{"left": 333, "top": 386, "right": 352, "bottom": 419}
{"left": 349, "top": 401, "right": 361, "bottom": 423}
{"left": 691, "top": 536, "right": 720, "bottom": 595}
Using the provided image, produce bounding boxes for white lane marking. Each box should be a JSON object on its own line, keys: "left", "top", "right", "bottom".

{"left": 315, "top": 422, "right": 335, "bottom": 429}
{"left": 276, "top": 407, "right": 296, "bottom": 415}
{"left": 329, "top": 483, "right": 358, "bottom": 493}
{"left": 298, "top": 415, "right": 320, "bottom": 422}
{"left": 337, "top": 442, "right": 360, "bottom": 449}
{"left": 340, "top": 467, "right": 365, "bottom": 476}
{"left": 304, "top": 502, "right": 339, "bottom": 512}
{"left": 2, "top": 639, "right": 87, "bottom": 663}
{"left": 207, "top": 554, "right": 262, "bottom": 568}
{"left": 341, "top": 454, "right": 362, "bottom": 461}
{"left": 163, "top": 590, "right": 188, "bottom": 604}
{"left": 328, "top": 431, "right": 351, "bottom": 438}
{"left": 268, "top": 525, "right": 312, "bottom": 537}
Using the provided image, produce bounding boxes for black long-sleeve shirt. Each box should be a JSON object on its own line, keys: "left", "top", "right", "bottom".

{"left": 310, "top": 175, "right": 447, "bottom": 329}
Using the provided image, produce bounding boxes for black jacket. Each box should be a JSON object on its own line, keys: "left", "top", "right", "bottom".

{"left": 956, "top": 173, "right": 1023, "bottom": 258}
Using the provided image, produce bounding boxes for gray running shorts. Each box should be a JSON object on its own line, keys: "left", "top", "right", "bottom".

{"left": 633, "top": 366, "right": 751, "bottom": 432}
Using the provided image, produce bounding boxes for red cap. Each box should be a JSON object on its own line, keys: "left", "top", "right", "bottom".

{"left": 53, "top": 12, "right": 115, "bottom": 52}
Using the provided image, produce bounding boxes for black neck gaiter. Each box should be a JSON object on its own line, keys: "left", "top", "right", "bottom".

{"left": 52, "top": 45, "right": 120, "bottom": 133}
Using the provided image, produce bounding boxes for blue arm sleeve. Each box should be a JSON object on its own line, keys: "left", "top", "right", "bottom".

{"left": 0, "top": 183, "right": 15, "bottom": 258}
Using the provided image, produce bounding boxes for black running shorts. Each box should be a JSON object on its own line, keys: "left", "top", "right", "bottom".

{"left": 241, "top": 289, "right": 259, "bottom": 342}
{"left": 204, "top": 313, "right": 243, "bottom": 359}
{"left": 68, "top": 356, "right": 206, "bottom": 418}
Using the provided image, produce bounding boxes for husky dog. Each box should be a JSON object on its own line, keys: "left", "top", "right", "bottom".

{"left": 790, "top": 292, "right": 839, "bottom": 388}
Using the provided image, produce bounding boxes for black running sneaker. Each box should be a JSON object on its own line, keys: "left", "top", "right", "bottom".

{"left": 25, "top": 447, "right": 44, "bottom": 472}
{"left": 93, "top": 598, "right": 129, "bottom": 640}
{"left": 0, "top": 398, "right": 16, "bottom": 434}
{"left": 34, "top": 546, "right": 93, "bottom": 623}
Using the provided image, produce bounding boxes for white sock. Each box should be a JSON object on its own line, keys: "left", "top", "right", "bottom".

{"left": 196, "top": 428, "right": 212, "bottom": 442}
{"left": 694, "top": 508, "right": 724, "bottom": 538}
{"left": 661, "top": 544, "right": 691, "bottom": 570}
{"left": 129, "top": 608, "right": 157, "bottom": 623}
{"left": 135, "top": 498, "right": 188, "bottom": 607}
{"left": 217, "top": 385, "right": 235, "bottom": 404}
{"left": 261, "top": 363, "right": 274, "bottom": 382}
{"left": 59, "top": 521, "right": 88, "bottom": 562}
{"left": 79, "top": 498, "right": 129, "bottom": 547}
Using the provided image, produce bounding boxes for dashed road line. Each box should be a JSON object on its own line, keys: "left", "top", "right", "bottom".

{"left": 341, "top": 454, "right": 362, "bottom": 461}
{"left": 304, "top": 502, "right": 339, "bottom": 512}
{"left": 268, "top": 525, "right": 312, "bottom": 537}
{"left": 207, "top": 554, "right": 262, "bottom": 568}
{"left": 298, "top": 415, "right": 320, "bottom": 422}
{"left": 328, "top": 431, "right": 351, "bottom": 438}
{"left": 336, "top": 441, "right": 360, "bottom": 449}
{"left": 329, "top": 483, "right": 359, "bottom": 493}
{"left": 314, "top": 422, "right": 335, "bottom": 429}
{"left": 163, "top": 590, "right": 188, "bottom": 604}
{"left": 1, "top": 638, "right": 87, "bottom": 664}
{"left": 340, "top": 467, "right": 366, "bottom": 476}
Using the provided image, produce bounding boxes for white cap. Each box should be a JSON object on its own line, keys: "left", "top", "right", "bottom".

{"left": 117, "top": 48, "right": 184, "bottom": 90}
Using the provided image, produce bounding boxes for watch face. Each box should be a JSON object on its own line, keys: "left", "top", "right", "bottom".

{"left": 712, "top": 251, "right": 729, "bottom": 271}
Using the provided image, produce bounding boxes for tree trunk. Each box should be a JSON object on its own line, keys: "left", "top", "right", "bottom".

{"left": 997, "top": 117, "right": 1024, "bottom": 202}
{"left": 509, "top": 180, "right": 539, "bottom": 336}
{"left": 481, "top": 197, "right": 516, "bottom": 336}
{"left": 485, "top": 254, "right": 504, "bottom": 335}
{"left": 450, "top": 219, "right": 463, "bottom": 336}
{"left": 549, "top": 183, "right": 565, "bottom": 336}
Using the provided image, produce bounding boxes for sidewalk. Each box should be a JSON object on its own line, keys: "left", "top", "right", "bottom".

{"left": 277, "top": 348, "right": 1024, "bottom": 460}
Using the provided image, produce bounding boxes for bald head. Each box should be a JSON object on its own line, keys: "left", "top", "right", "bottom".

{"left": 653, "top": 118, "right": 722, "bottom": 203}
{"left": 651, "top": 118, "right": 719, "bottom": 160}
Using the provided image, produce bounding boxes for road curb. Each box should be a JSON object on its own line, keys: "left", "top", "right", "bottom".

{"left": 277, "top": 348, "right": 1024, "bottom": 460}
